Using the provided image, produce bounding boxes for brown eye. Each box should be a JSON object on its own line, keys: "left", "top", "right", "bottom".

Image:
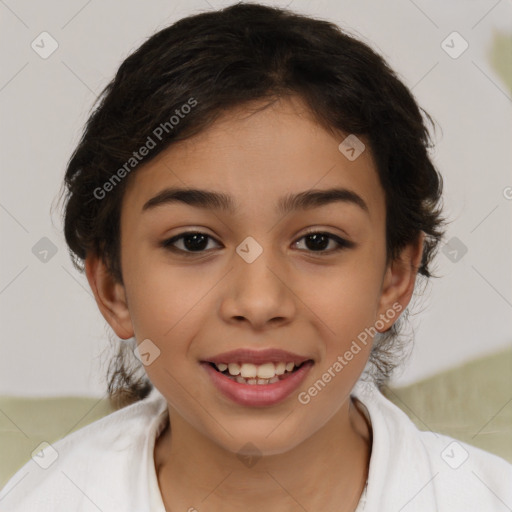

{"left": 294, "top": 231, "right": 354, "bottom": 254}
{"left": 162, "top": 232, "right": 221, "bottom": 253}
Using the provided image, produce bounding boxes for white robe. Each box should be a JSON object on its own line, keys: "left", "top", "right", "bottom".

{"left": 1, "top": 380, "right": 511, "bottom": 511}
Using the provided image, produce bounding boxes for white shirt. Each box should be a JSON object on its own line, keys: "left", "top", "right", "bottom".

{"left": 1, "top": 381, "right": 511, "bottom": 511}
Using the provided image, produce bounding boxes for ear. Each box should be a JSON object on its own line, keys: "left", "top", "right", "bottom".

{"left": 376, "top": 232, "right": 425, "bottom": 330}
{"left": 85, "top": 255, "right": 134, "bottom": 339}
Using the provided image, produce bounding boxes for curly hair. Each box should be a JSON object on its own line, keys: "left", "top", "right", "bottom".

{"left": 61, "top": 2, "right": 445, "bottom": 408}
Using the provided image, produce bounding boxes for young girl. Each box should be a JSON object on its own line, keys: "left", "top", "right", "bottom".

{"left": 1, "top": 3, "right": 511, "bottom": 511}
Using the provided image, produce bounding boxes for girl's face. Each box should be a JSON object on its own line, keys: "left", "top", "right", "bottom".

{"left": 92, "top": 96, "right": 419, "bottom": 455}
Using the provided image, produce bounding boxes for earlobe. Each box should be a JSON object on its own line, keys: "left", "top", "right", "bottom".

{"left": 377, "top": 232, "right": 425, "bottom": 330}
{"left": 85, "top": 255, "right": 134, "bottom": 340}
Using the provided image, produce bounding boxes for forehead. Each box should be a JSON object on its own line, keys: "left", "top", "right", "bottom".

{"left": 122, "top": 96, "right": 385, "bottom": 223}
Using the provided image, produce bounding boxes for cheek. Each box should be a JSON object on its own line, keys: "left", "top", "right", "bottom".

{"left": 300, "top": 253, "right": 385, "bottom": 385}
{"left": 123, "top": 251, "right": 217, "bottom": 345}
{"left": 309, "top": 257, "right": 384, "bottom": 334}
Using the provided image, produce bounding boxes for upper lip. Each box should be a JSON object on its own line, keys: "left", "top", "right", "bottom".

{"left": 202, "top": 348, "right": 313, "bottom": 366}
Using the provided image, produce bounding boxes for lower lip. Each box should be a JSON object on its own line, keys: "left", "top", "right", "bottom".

{"left": 200, "top": 361, "right": 314, "bottom": 407}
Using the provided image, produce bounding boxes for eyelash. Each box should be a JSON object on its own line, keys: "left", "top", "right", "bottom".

{"left": 161, "top": 229, "right": 354, "bottom": 256}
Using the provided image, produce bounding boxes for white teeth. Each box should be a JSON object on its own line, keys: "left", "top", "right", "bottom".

{"left": 228, "top": 363, "right": 241, "bottom": 376}
{"left": 256, "top": 362, "right": 275, "bottom": 379}
{"left": 275, "top": 362, "right": 286, "bottom": 375}
{"left": 240, "top": 363, "right": 258, "bottom": 378}
{"left": 217, "top": 361, "right": 302, "bottom": 380}
{"left": 229, "top": 372, "right": 295, "bottom": 385}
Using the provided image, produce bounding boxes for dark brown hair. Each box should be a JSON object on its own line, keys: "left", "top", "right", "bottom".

{"left": 61, "top": 2, "right": 445, "bottom": 407}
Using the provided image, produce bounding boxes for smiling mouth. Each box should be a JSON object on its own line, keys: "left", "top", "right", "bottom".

{"left": 207, "top": 360, "right": 312, "bottom": 385}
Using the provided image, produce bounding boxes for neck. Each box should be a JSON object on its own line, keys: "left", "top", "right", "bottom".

{"left": 154, "top": 397, "right": 372, "bottom": 512}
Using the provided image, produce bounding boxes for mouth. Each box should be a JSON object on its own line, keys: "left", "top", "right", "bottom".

{"left": 199, "top": 349, "right": 315, "bottom": 407}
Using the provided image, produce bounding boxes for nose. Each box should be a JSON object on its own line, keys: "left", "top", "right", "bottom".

{"left": 219, "top": 248, "right": 296, "bottom": 331}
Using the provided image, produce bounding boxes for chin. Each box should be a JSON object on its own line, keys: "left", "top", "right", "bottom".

{"left": 210, "top": 420, "right": 310, "bottom": 458}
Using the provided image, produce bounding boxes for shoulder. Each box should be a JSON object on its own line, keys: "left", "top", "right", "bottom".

{"left": 414, "top": 424, "right": 512, "bottom": 510}
{"left": 351, "top": 380, "right": 512, "bottom": 511}
{"left": 0, "top": 387, "right": 168, "bottom": 512}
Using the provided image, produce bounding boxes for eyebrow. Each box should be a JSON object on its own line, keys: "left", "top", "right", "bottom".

{"left": 142, "top": 186, "right": 369, "bottom": 216}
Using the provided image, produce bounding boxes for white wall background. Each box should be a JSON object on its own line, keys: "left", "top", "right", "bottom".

{"left": 0, "top": 0, "right": 511, "bottom": 397}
